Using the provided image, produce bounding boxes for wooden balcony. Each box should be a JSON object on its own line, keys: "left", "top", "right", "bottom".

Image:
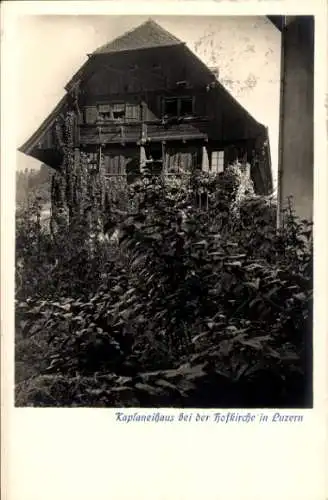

{"left": 79, "top": 118, "right": 210, "bottom": 146}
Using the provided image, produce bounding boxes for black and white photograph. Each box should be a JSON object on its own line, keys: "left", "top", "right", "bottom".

{"left": 15, "top": 14, "right": 314, "bottom": 409}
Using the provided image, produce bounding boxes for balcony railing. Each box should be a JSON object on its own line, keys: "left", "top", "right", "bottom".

{"left": 79, "top": 117, "right": 210, "bottom": 145}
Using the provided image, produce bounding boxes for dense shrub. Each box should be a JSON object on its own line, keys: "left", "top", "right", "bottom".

{"left": 16, "top": 201, "right": 115, "bottom": 300}
{"left": 15, "top": 168, "right": 313, "bottom": 407}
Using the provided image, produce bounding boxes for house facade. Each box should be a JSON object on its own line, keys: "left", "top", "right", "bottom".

{"left": 19, "top": 19, "right": 273, "bottom": 227}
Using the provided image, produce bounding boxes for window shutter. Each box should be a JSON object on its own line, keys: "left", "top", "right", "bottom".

{"left": 85, "top": 106, "right": 98, "bottom": 124}
{"left": 202, "top": 146, "right": 209, "bottom": 172}
{"left": 119, "top": 155, "right": 126, "bottom": 175}
{"left": 103, "top": 154, "right": 127, "bottom": 175}
{"left": 104, "top": 154, "right": 112, "bottom": 175}
{"left": 126, "top": 104, "right": 140, "bottom": 120}
{"left": 125, "top": 104, "right": 133, "bottom": 120}
{"left": 218, "top": 151, "right": 224, "bottom": 172}
{"left": 112, "top": 156, "right": 118, "bottom": 175}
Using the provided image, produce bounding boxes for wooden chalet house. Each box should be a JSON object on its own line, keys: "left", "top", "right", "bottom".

{"left": 19, "top": 19, "right": 273, "bottom": 226}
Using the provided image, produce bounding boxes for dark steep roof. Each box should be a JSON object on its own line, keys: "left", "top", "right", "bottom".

{"left": 93, "top": 19, "right": 183, "bottom": 55}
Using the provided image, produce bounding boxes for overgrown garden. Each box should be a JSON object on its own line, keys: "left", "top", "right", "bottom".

{"left": 15, "top": 165, "right": 313, "bottom": 407}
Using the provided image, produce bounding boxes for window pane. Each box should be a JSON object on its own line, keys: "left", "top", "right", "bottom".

{"left": 146, "top": 145, "right": 162, "bottom": 161}
{"left": 112, "top": 103, "right": 126, "bottom": 120}
{"left": 163, "top": 98, "right": 178, "bottom": 117}
{"left": 211, "top": 150, "right": 224, "bottom": 173}
{"left": 180, "top": 97, "right": 193, "bottom": 116}
{"left": 113, "top": 110, "right": 125, "bottom": 119}
{"left": 97, "top": 104, "right": 111, "bottom": 121}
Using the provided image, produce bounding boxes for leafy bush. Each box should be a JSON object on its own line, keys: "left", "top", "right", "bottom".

{"left": 15, "top": 168, "right": 313, "bottom": 407}
{"left": 16, "top": 202, "right": 115, "bottom": 300}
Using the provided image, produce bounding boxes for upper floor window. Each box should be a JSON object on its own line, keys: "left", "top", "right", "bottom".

{"left": 98, "top": 104, "right": 111, "bottom": 121}
{"left": 84, "top": 102, "right": 141, "bottom": 124}
{"left": 112, "top": 103, "right": 126, "bottom": 120}
{"left": 162, "top": 96, "right": 194, "bottom": 118}
{"left": 180, "top": 97, "right": 193, "bottom": 116}
{"left": 97, "top": 103, "right": 126, "bottom": 122}
{"left": 163, "top": 98, "right": 178, "bottom": 117}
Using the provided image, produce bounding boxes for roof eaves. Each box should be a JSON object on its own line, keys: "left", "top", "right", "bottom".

{"left": 65, "top": 56, "right": 93, "bottom": 92}
{"left": 183, "top": 44, "right": 267, "bottom": 132}
{"left": 19, "top": 94, "right": 68, "bottom": 154}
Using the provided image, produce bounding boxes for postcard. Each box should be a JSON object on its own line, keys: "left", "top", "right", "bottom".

{"left": 1, "top": 1, "right": 327, "bottom": 499}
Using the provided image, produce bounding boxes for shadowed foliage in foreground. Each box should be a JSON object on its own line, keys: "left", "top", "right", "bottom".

{"left": 15, "top": 168, "right": 313, "bottom": 408}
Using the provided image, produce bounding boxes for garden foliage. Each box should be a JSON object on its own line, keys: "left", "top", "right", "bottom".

{"left": 15, "top": 166, "right": 313, "bottom": 407}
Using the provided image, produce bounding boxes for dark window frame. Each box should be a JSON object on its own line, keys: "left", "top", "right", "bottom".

{"left": 162, "top": 96, "right": 195, "bottom": 118}
{"left": 179, "top": 96, "right": 194, "bottom": 116}
{"left": 163, "top": 97, "right": 179, "bottom": 118}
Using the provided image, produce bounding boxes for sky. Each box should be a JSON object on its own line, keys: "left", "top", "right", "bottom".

{"left": 16, "top": 15, "right": 281, "bottom": 184}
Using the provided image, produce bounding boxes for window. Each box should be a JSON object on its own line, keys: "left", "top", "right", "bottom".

{"left": 144, "top": 145, "right": 163, "bottom": 176}
{"left": 162, "top": 96, "right": 194, "bottom": 118}
{"left": 163, "top": 98, "right": 179, "bottom": 117}
{"left": 211, "top": 150, "right": 224, "bottom": 174}
{"left": 145, "top": 145, "right": 162, "bottom": 162}
{"left": 166, "top": 147, "right": 200, "bottom": 175}
{"left": 112, "top": 103, "right": 126, "bottom": 120}
{"left": 97, "top": 104, "right": 111, "bottom": 122}
{"left": 85, "top": 151, "right": 99, "bottom": 172}
{"left": 180, "top": 97, "right": 193, "bottom": 116}
{"left": 84, "top": 103, "right": 127, "bottom": 123}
